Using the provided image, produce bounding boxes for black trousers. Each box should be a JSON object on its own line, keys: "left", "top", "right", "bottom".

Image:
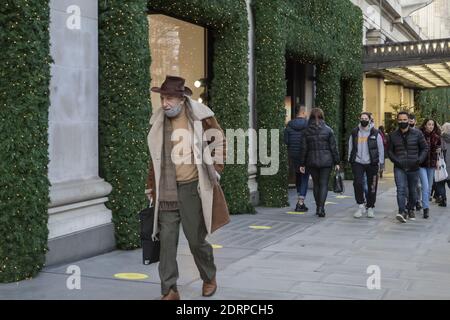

{"left": 437, "top": 180, "right": 450, "bottom": 201}
{"left": 351, "top": 163, "right": 379, "bottom": 208}
{"left": 309, "top": 167, "right": 332, "bottom": 208}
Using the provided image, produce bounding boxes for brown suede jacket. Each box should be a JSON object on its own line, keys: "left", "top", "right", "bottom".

{"left": 146, "top": 116, "right": 226, "bottom": 200}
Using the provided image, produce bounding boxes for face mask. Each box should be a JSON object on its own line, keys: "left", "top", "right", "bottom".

{"left": 164, "top": 103, "right": 183, "bottom": 118}
{"left": 409, "top": 123, "right": 415, "bottom": 128}
{"left": 360, "top": 120, "right": 369, "bottom": 128}
{"left": 399, "top": 122, "right": 409, "bottom": 129}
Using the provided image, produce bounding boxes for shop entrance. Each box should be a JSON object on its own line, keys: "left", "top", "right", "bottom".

{"left": 148, "top": 14, "right": 211, "bottom": 108}
{"left": 285, "top": 59, "right": 316, "bottom": 186}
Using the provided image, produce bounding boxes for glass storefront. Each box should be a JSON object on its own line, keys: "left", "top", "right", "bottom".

{"left": 148, "top": 14, "right": 208, "bottom": 109}
{"left": 285, "top": 59, "right": 316, "bottom": 185}
{"left": 285, "top": 60, "right": 316, "bottom": 125}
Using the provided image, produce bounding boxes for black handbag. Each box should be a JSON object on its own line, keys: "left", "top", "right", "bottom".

{"left": 138, "top": 202, "right": 160, "bottom": 265}
{"left": 333, "top": 169, "right": 345, "bottom": 194}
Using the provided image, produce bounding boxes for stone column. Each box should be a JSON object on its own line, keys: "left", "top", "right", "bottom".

{"left": 46, "top": 0, "right": 115, "bottom": 265}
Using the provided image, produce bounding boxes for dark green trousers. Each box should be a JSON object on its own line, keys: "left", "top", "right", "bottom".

{"left": 158, "top": 179, "right": 216, "bottom": 295}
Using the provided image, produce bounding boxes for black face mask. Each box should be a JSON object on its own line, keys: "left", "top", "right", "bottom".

{"left": 409, "top": 123, "right": 415, "bottom": 128}
{"left": 360, "top": 120, "right": 369, "bottom": 128}
{"left": 399, "top": 122, "right": 409, "bottom": 129}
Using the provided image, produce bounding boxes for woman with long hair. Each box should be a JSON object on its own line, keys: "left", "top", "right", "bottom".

{"left": 436, "top": 122, "right": 450, "bottom": 207}
{"left": 299, "top": 108, "right": 340, "bottom": 217}
{"left": 419, "top": 118, "right": 442, "bottom": 218}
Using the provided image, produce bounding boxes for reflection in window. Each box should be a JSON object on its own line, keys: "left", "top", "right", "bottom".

{"left": 148, "top": 14, "right": 207, "bottom": 109}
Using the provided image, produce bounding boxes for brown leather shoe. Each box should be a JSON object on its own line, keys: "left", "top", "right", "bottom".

{"left": 202, "top": 277, "right": 217, "bottom": 297}
{"left": 161, "top": 289, "right": 180, "bottom": 300}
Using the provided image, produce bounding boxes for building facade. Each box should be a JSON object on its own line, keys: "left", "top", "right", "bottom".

{"left": 412, "top": 0, "right": 450, "bottom": 40}
{"left": 351, "top": 0, "right": 447, "bottom": 129}
{"left": 1, "top": 0, "right": 448, "bottom": 282}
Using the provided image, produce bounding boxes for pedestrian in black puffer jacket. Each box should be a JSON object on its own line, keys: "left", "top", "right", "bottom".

{"left": 388, "top": 111, "right": 429, "bottom": 223}
{"left": 299, "top": 108, "right": 340, "bottom": 218}
{"left": 284, "top": 114, "right": 308, "bottom": 171}
{"left": 284, "top": 105, "right": 310, "bottom": 212}
{"left": 388, "top": 127, "right": 428, "bottom": 172}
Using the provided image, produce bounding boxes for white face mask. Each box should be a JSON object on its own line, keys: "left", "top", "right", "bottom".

{"left": 164, "top": 103, "right": 183, "bottom": 118}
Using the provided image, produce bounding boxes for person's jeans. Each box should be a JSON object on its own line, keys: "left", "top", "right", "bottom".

{"left": 295, "top": 170, "right": 310, "bottom": 198}
{"left": 419, "top": 167, "right": 435, "bottom": 209}
{"left": 407, "top": 179, "right": 422, "bottom": 208}
{"left": 394, "top": 167, "right": 420, "bottom": 213}
{"left": 352, "top": 163, "right": 379, "bottom": 208}
{"left": 308, "top": 167, "right": 332, "bottom": 209}
{"left": 436, "top": 180, "right": 450, "bottom": 201}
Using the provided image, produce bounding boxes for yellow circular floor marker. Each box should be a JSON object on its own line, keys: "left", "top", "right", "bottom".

{"left": 335, "top": 195, "right": 352, "bottom": 199}
{"left": 325, "top": 201, "right": 338, "bottom": 205}
{"left": 114, "top": 273, "right": 149, "bottom": 280}
{"left": 249, "top": 225, "right": 272, "bottom": 230}
{"left": 212, "top": 244, "right": 223, "bottom": 249}
{"left": 286, "top": 211, "right": 306, "bottom": 215}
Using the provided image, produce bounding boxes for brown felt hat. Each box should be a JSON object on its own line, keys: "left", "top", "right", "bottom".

{"left": 151, "top": 75, "right": 193, "bottom": 97}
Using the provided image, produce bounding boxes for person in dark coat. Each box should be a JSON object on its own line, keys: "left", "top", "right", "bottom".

{"left": 388, "top": 111, "right": 428, "bottom": 223}
{"left": 418, "top": 119, "right": 441, "bottom": 218}
{"left": 407, "top": 113, "right": 422, "bottom": 210}
{"left": 284, "top": 105, "right": 309, "bottom": 212}
{"left": 436, "top": 122, "right": 450, "bottom": 207}
{"left": 299, "top": 108, "right": 340, "bottom": 217}
{"left": 378, "top": 125, "right": 388, "bottom": 179}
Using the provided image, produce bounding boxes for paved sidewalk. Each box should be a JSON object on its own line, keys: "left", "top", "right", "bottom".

{"left": 1, "top": 177, "right": 450, "bottom": 300}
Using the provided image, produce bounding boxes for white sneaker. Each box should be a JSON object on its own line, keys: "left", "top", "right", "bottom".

{"left": 367, "top": 208, "right": 374, "bottom": 218}
{"left": 354, "top": 204, "right": 365, "bottom": 218}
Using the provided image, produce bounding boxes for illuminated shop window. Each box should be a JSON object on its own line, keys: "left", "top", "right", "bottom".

{"left": 148, "top": 14, "right": 207, "bottom": 109}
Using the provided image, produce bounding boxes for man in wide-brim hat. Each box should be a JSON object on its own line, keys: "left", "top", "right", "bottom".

{"left": 146, "top": 75, "right": 230, "bottom": 300}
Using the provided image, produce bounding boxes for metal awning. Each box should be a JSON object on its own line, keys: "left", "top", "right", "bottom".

{"left": 363, "top": 38, "right": 450, "bottom": 88}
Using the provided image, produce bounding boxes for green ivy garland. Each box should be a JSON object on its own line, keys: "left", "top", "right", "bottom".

{"left": 415, "top": 88, "right": 450, "bottom": 125}
{"left": 0, "top": 1, "right": 51, "bottom": 282}
{"left": 253, "top": 0, "right": 364, "bottom": 206}
{"left": 99, "top": 1, "right": 152, "bottom": 250}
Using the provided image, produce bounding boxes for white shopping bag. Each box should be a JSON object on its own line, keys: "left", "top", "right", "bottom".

{"left": 435, "top": 151, "right": 448, "bottom": 182}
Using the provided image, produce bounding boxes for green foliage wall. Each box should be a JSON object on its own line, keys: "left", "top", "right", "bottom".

{"left": 253, "top": 0, "right": 364, "bottom": 206}
{"left": 99, "top": 1, "right": 152, "bottom": 249}
{"left": 0, "top": 1, "right": 51, "bottom": 282}
{"left": 415, "top": 88, "right": 450, "bottom": 125}
{"left": 99, "top": 0, "right": 254, "bottom": 248}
